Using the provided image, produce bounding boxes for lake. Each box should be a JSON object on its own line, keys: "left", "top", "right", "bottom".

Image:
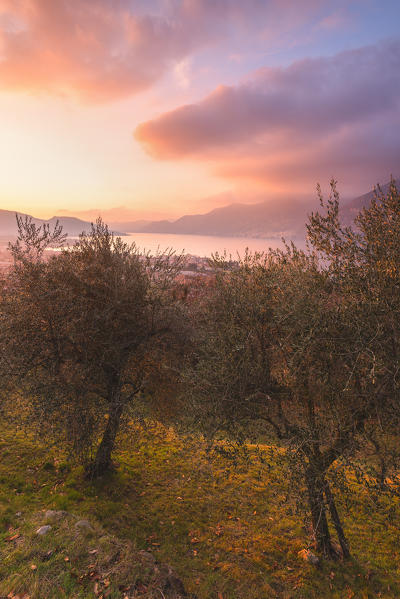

{"left": 120, "top": 232, "right": 289, "bottom": 257}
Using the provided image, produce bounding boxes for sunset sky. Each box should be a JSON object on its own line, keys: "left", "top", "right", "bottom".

{"left": 0, "top": 0, "right": 399, "bottom": 221}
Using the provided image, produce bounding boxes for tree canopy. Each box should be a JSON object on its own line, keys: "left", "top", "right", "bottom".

{"left": 1, "top": 218, "right": 185, "bottom": 476}
{"left": 184, "top": 180, "right": 400, "bottom": 557}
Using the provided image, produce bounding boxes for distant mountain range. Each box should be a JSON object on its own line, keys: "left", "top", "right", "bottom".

{"left": 341, "top": 180, "right": 399, "bottom": 225}
{"left": 1, "top": 179, "right": 397, "bottom": 240}
{"left": 122, "top": 200, "right": 305, "bottom": 239}
{"left": 0, "top": 211, "right": 122, "bottom": 238}
{"left": 110, "top": 179, "right": 399, "bottom": 239}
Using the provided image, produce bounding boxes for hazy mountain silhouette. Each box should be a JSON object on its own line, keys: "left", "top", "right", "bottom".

{"left": 341, "top": 179, "right": 399, "bottom": 225}
{"left": 108, "top": 219, "right": 150, "bottom": 232}
{"left": 2, "top": 179, "right": 397, "bottom": 240}
{"left": 121, "top": 179, "right": 399, "bottom": 239}
{"left": 0, "top": 211, "right": 116, "bottom": 237}
{"left": 125, "top": 199, "right": 312, "bottom": 240}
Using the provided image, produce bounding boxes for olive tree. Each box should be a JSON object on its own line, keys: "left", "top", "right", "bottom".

{"left": 185, "top": 226, "right": 386, "bottom": 559}
{"left": 185, "top": 180, "right": 400, "bottom": 558}
{"left": 1, "top": 217, "right": 185, "bottom": 476}
{"left": 307, "top": 179, "right": 400, "bottom": 492}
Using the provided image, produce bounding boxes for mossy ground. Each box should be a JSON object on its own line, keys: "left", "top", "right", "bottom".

{"left": 0, "top": 423, "right": 399, "bottom": 598}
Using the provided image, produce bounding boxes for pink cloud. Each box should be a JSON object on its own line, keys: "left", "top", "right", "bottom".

{"left": 134, "top": 40, "right": 400, "bottom": 192}
{"left": 0, "top": 0, "right": 198, "bottom": 101}
{"left": 215, "top": 115, "right": 400, "bottom": 194}
{"left": 317, "top": 10, "right": 348, "bottom": 30}
{"left": 0, "top": 0, "right": 337, "bottom": 102}
{"left": 135, "top": 40, "right": 400, "bottom": 156}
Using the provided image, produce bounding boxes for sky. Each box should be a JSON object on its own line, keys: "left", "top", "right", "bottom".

{"left": 0, "top": 0, "right": 399, "bottom": 221}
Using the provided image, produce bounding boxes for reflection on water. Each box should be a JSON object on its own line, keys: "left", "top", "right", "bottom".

{"left": 120, "top": 232, "right": 290, "bottom": 258}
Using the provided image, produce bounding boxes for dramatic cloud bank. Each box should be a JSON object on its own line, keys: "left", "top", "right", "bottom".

{"left": 0, "top": 0, "right": 325, "bottom": 102}
{"left": 0, "top": 0, "right": 194, "bottom": 101}
{"left": 1, "top": 0, "right": 399, "bottom": 217}
{"left": 135, "top": 39, "right": 400, "bottom": 191}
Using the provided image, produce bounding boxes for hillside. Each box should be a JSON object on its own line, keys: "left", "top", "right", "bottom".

{"left": 2, "top": 180, "right": 398, "bottom": 241}
{"left": 341, "top": 179, "right": 399, "bottom": 225}
{"left": 1, "top": 506, "right": 191, "bottom": 599}
{"left": 122, "top": 180, "right": 399, "bottom": 239}
{"left": 135, "top": 199, "right": 310, "bottom": 240}
{"left": 0, "top": 422, "right": 399, "bottom": 599}
{"left": 0, "top": 210, "right": 119, "bottom": 238}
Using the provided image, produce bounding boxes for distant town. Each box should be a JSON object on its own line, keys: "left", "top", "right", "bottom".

{"left": 0, "top": 238, "right": 240, "bottom": 277}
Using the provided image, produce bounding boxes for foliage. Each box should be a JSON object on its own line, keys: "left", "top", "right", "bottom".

{"left": 0, "top": 218, "right": 185, "bottom": 476}
{"left": 308, "top": 179, "right": 400, "bottom": 491}
{"left": 2, "top": 178, "right": 400, "bottom": 578}
{"left": 184, "top": 180, "right": 400, "bottom": 558}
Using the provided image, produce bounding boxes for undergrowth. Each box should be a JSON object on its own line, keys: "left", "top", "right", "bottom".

{"left": 0, "top": 423, "right": 399, "bottom": 598}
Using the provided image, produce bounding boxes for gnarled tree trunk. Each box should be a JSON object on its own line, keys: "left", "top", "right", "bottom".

{"left": 305, "top": 465, "right": 336, "bottom": 558}
{"left": 304, "top": 458, "right": 351, "bottom": 560}
{"left": 88, "top": 391, "right": 124, "bottom": 478}
{"left": 324, "top": 480, "right": 350, "bottom": 559}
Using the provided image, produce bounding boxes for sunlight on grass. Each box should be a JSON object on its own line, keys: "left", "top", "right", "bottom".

{"left": 1, "top": 423, "right": 399, "bottom": 598}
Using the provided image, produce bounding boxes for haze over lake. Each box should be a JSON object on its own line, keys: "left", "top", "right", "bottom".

{"left": 121, "top": 232, "right": 289, "bottom": 258}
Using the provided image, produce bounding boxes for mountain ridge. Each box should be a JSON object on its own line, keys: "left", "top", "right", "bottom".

{"left": 0, "top": 210, "right": 123, "bottom": 238}
{"left": 1, "top": 179, "right": 398, "bottom": 240}
{"left": 121, "top": 179, "right": 399, "bottom": 238}
{"left": 122, "top": 199, "right": 310, "bottom": 239}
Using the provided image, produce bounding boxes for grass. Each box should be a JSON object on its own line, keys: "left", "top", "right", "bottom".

{"left": 1, "top": 422, "right": 400, "bottom": 598}
{"left": 0, "top": 506, "right": 194, "bottom": 599}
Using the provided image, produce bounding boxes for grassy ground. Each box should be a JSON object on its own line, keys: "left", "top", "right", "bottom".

{"left": 0, "top": 508, "right": 191, "bottom": 599}
{"left": 1, "top": 422, "right": 400, "bottom": 598}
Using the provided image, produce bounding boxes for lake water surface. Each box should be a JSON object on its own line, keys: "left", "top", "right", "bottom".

{"left": 121, "top": 232, "right": 288, "bottom": 257}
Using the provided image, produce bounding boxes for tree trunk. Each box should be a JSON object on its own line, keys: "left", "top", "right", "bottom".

{"left": 88, "top": 396, "right": 124, "bottom": 478}
{"left": 378, "top": 456, "right": 388, "bottom": 490}
{"left": 305, "top": 466, "right": 336, "bottom": 558}
{"left": 324, "top": 480, "right": 351, "bottom": 559}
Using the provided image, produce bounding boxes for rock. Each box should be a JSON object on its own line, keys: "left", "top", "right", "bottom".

{"left": 45, "top": 510, "right": 68, "bottom": 520}
{"left": 153, "top": 560, "right": 192, "bottom": 597}
{"left": 298, "top": 548, "right": 319, "bottom": 565}
{"left": 36, "top": 525, "right": 52, "bottom": 536}
{"left": 45, "top": 510, "right": 58, "bottom": 519}
{"left": 136, "top": 550, "right": 195, "bottom": 598}
{"left": 162, "top": 570, "right": 187, "bottom": 596}
{"left": 75, "top": 519, "right": 93, "bottom": 531}
{"left": 138, "top": 550, "right": 156, "bottom": 567}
